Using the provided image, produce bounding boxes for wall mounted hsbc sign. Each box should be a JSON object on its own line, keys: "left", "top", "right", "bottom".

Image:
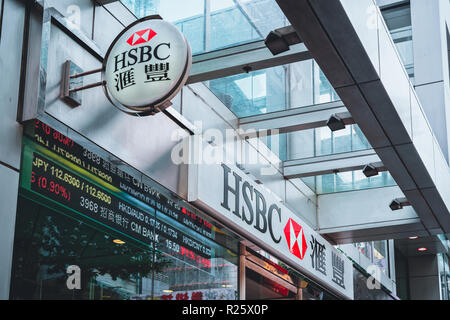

{"left": 188, "top": 163, "right": 354, "bottom": 300}
{"left": 102, "top": 15, "right": 192, "bottom": 116}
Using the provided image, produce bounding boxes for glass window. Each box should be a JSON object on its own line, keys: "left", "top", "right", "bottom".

{"left": 437, "top": 251, "right": 450, "bottom": 300}
{"left": 373, "top": 241, "right": 389, "bottom": 276}
{"left": 289, "top": 60, "right": 314, "bottom": 108}
{"left": 352, "top": 125, "right": 371, "bottom": 151}
{"left": 208, "top": 65, "right": 287, "bottom": 118}
{"left": 286, "top": 124, "right": 371, "bottom": 161}
{"left": 382, "top": 4, "right": 414, "bottom": 81}
{"left": 260, "top": 133, "right": 287, "bottom": 162}
{"left": 121, "top": 0, "right": 287, "bottom": 54}
{"left": 314, "top": 63, "right": 339, "bottom": 104}
{"left": 332, "top": 126, "right": 352, "bottom": 154}
{"left": 355, "top": 242, "right": 373, "bottom": 261}
{"left": 287, "top": 129, "right": 315, "bottom": 160}
{"left": 260, "top": 123, "right": 372, "bottom": 164}
{"left": 309, "top": 170, "right": 396, "bottom": 195}
{"left": 208, "top": 60, "right": 341, "bottom": 119}
{"left": 315, "top": 127, "right": 333, "bottom": 156}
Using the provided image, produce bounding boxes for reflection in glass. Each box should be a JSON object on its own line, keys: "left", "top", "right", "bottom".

{"left": 11, "top": 195, "right": 239, "bottom": 300}
{"left": 437, "top": 251, "right": 450, "bottom": 300}
{"left": 208, "top": 66, "right": 287, "bottom": 118}
{"left": 121, "top": 0, "right": 287, "bottom": 54}
{"left": 10, "top": 197, "right": 160, "bottom": 299}
{"left": 382, "top": 4, "right": 414, "bottom": 82}
{"left": 355, "top": 242, "right": 373, "bottom": 261}
{"left": 308, "top": 170, "right": 396, "bottom": 195}
{"left": 373, "top": 241, "right": 388, "bottom": 276}
{"left": 207, "top": 60, "right": 341, "bottom": 119}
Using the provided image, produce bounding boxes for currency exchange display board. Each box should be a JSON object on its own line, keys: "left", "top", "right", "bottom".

{"left": 19, "top": 120, "right": 217, "bottom": 270}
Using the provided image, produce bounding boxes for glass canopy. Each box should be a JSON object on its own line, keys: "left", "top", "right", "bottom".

{"left": 119, "top": 0, "right": 406, "bottom": 196}
{"left": 121, "top": 0, "right": 288, "bottom": 54}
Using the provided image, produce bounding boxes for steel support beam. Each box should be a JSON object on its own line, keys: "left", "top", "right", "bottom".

{"left": 283, "top": 149, "right": 383, "bottom": 179}
{"left": 239, "top": 101, "right": 353, "bottom": 136}
{"left": 187, "top": 40, "right": 311, "bottom": 84}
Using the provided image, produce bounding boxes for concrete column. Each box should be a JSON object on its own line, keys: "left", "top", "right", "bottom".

{"left": 0, "top": 166, "right": 19, "bottom": 300}
{"left": 0, "top": 0, "right": 26, "bottom": 300}
{"left": 408, "top": 255, "right": 441, "bottom": 300}
{"left": 239, "top": 243, "right": 247, "bottom": 300}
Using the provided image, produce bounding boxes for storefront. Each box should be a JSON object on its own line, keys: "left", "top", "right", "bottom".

{"left": 9, "top": 120, "right": 350, "bottom": 300}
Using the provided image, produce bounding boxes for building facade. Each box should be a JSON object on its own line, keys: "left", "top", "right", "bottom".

{"left": 0, "top": 0, "right": 449, "bottom": 300}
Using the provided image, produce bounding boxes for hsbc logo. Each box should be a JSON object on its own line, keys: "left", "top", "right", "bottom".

{"left": 126, "top": 28, "right": 157, "bottom": 46}
{"left": 284, "top": 218, "right": 307, "bottom": 260}
{"left": 103, "top": 16, "right": 191, "bottom": 116}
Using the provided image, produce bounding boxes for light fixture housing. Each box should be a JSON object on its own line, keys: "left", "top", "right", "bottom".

{"left": 390, "top": 198, "right": 410, "bottom": 211}
{"left": 265, "top": 30, "right": 290, "bottom": 55}
{"left": 408, "top": 236, "right": 419, "bottom": 240}
{"left": 417, "top": 247, "right": 428, "bottom": 252}
{"left": 362, "top": 164, "right": 379, "bottom": 178}
{"left": 389, "top": 199, "right": 403, "bottom": 211}
{"left": 326, "top": 114, "right": 346, "bottom": 132}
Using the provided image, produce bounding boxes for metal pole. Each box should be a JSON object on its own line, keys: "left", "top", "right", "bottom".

{"left": 69, "top": 80, "right": 106, "bottom": 93}
{"left": 70, "top": 68, "right": 103, "bottom": 79}
{"left": 239, "top": 243, "right": 246, "bottom": 300}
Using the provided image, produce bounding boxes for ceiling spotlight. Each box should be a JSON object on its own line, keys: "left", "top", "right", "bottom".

{"left": 265, "top": 30, "right": 290, "bottom": 56}
{"left": 327, "top": 114, "right": 346, "bottom": 132}
{"left": 389, "top": 199, "right": 403, "bottom": 211}
{"left": 417, "top": 247, "right": 428, "bottom": 252}
{"left": 113, "top": 239, "right": 126, "bottom": 245}
{"left": 408, "top": 236, "right": 419, "bottom": 240}
{"left": 362, "top": 164, "right": 379, "bottom": 178}
{"left": 390, "top": 197, "right": 410, "bottom": 211}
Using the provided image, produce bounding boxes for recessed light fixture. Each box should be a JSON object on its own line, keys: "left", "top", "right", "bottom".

{"left": 162, "top": 289, "right": 173, "bottom": 293}
{"left": 408, "top": 236, "right": 419, "bottom": 240}
{"left": 417, "top": 247, "right": 428, "bottom": 252}
{"left": 113, "top": 239, "right": 126, "bottom": 245}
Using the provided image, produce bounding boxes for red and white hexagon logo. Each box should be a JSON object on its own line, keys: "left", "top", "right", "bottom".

{"left": 126, "top": 28, "right": 157, "bottom": 46}
{"left": 284, "top": 218, "right": 308, "bottom": 260}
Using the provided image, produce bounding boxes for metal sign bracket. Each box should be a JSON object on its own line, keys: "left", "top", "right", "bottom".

{"left": 61, "top": 60, "right": 104, "bottom": 107}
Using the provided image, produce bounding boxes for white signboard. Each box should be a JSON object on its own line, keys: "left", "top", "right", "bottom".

{"left": 103, "top": 15, "right": 191, "bottom": 116}
{"left": 188, "top": 162, "right": 354, "bottom": 300}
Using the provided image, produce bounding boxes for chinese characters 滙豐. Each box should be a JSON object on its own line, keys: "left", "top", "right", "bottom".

{"left": 114, "top": 63, "right": 171, "bottom": 92}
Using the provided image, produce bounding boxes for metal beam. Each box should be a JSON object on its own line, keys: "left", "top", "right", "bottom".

{"left": 238, "top": 101, "right": 353, "bottom": 136}
{"left": 283, "top": 149, "right": 382, "bottom": 179}
{"left": 95, "top": 0, "right": 120, "bottom": 5}
{"left": 187, "top": 40, "right": 311, "bottom": 84}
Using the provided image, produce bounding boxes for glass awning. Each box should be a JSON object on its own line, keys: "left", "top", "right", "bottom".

{"left": 121, "top": 0, "right": 288, "bottom": 54}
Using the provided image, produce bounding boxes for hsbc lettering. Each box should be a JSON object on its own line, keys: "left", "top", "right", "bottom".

{"left": 113, "top": 43, "right": 171, "bottom": 73}
{"left": 220, "top": 164, "right": 282, "bottom": 244}
{"left": 190, "top": 162, "right": 355, "bottom": 299}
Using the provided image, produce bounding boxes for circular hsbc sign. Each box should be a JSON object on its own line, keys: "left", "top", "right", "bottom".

{"left": 103, "top": 15, "right": 191, "bottom": 116}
